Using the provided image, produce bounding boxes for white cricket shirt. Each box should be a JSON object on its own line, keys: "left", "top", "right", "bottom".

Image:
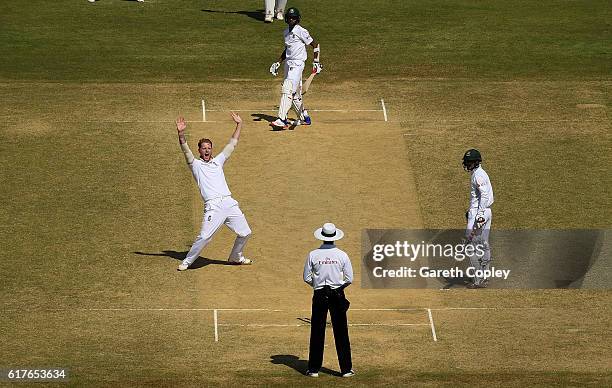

{"left": 470, "top": 166, "right": 494, "bottom": 212}
{"left": 284, "top": 24, "right": 313, "bottom": 62}
{"left": 303, "top": 244, "right": 354, "bottom": 290}
{"left": 189, "top": 152, "right": 232, "bottom": 202}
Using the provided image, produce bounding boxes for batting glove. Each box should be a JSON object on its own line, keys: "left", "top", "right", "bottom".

{"left": 312, "top": 62, "right": 323, "bottom": 74}
{"left": 269, "top": 62, "right": 281, "bottom": 76}
{"left": 475, "top": 211, "right": 486, "bottom": 229}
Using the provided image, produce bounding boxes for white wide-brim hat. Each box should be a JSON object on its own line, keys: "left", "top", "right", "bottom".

{"left": 314, "top": 222, "right": 344, "bottom": 241}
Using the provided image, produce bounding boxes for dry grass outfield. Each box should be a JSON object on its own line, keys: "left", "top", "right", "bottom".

{"left": 1, "top": 81, "right": 611, "bottom": 385}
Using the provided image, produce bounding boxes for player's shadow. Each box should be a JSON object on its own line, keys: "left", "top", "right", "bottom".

{"left": 270, "top": 355, "right": 337, "bottom": 376}
{"left": 251, "top": 112, "right": 278, "bottom": 125}
{"left": 297, "top": 317, "right": 331, "bottom": 326}
{"left": 134, "top": 250, "right": 235, "bottom": 269}
{"left": 202, "top": 9, "right": 266, "bottom": 22}
{"left": 251, "top": 113, "right": 299, "bottom": 131}
{"left": 440, "top": 276, "right": 472, "bottom": 289}
{"left": 252, "top": 113, "right": 276, "bottom": 122}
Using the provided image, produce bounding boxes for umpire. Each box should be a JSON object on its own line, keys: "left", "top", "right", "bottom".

{"left": 303, "top": 222, "right": 355, "bottom": 378}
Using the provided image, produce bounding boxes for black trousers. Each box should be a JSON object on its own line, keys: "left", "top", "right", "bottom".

{"left": 308, "top": 286, "right": 352, "bottom": 374}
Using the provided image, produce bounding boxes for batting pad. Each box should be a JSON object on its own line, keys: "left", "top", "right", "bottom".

{"left": 292, "top": 96, "right": 304, "bottom": 119}
{"left": 278, "top": 79, "right": 293, "bottom": 120}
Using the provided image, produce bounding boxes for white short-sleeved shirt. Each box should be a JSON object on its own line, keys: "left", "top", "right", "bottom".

{"left": 189, "top": 153, "right": 231, "bottom": 202}
{"left": 284, "top": 24, "right": 313, "bottom": 62}
{"left": 303, "top": 245, "right": 354, "bottom": 290}
{"left": 470, "top": 166, "right": 494, "bottom": 211}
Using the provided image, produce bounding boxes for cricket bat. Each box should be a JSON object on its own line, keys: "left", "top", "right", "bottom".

{"left": 302, "top": 69, "right": 317, "bottom": 94}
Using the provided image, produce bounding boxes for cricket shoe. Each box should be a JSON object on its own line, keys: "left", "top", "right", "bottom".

{"left": 293, "top": 116, "right": 311, "bottom": 126}
{"left": 177, "top": 263, "right": 189, "bottom": 271}
{"left": 299, "top": 109, "right": 312, "bottom": 125}
{"left": 341, "top": 370, "right": 356, "bottom": 377}
{"left": 229, "top": 257, "right": 253, "bottom": 265}
{"left": 270, "top": 118, "right": 289, "bottom": 129}
{"left": 264, "top": 13, "right": 274, "bottom": 23}
{"left": 276, "top": 11, "right": 284, "bottom": 20}
{"left": 305, "top": 370, "right": 319, "bottom": 377}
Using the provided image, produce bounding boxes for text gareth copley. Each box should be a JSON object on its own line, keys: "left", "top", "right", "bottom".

{"left": 372, "top": 266, "right": 511, "bottom": 280}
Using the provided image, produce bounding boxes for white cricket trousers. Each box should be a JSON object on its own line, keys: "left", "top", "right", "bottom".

{"left": 278, "top": 60, "right": 305, "bottom": 120}
{"left": 183, "top": 196, "right": 252, "bottom": 266}
{"left": 466, "top": 208, "right": 492, "bottom": 285}
{"left": 284, "top": 60, "right": 304, "bottom": 96}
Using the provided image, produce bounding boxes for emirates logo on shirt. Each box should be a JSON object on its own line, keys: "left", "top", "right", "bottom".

{"left": 318, "top": 258, "right": 338, "bottom": 265}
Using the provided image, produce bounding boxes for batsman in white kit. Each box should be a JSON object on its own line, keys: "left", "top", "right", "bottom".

{"left": 175, "top": 113, "right": 252, "bottom": 271}
{"left": 462, "top": 149, "right": 494, "bottom": 288}
{"left": 269, "top": 7, "right": 322, "bottom": 130}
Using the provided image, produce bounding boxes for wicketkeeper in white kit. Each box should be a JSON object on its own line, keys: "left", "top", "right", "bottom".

{"left": 175, "top": 113, "right": 253, "bottom": 271}
{"left": 269, "top": 7, "right": 322, "bottom": 130}
{"left": 462, "top": 149, "right": 494, "bottom": 288}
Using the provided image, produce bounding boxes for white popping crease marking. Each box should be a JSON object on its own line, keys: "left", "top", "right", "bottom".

{"left": 202, "top": 99, "right": 206, "bottom": 122}
{"left": 427, "top": 308, "right": 438, "bottom": 342}
{"left": 381, "top": 98, "right": 388, "bottom": 122}
{"left": 3, "top": 307, "right": 547, "bottom": 312}
{"left": 205, "top": 109, "right": 382, "bottom": 112}
{"left": 3, "top": 306, "right": 550, "bottom": 344}
{"left": 213, "top": 309, "right": 219, "bottom": 342}
{"left": 217, "top": 323, "right": 430, "bottom": 327}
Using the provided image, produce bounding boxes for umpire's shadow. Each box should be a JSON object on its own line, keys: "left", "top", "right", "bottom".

{"left": 270, "top": 355, "right": 337, "bottom": 376}
{"left": 134, "top": 250, "right": 235, "bottom": 269}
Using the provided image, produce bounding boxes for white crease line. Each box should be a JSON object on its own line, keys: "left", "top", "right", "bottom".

{"left": 3, "top": 307, "right": 549, "bottom": 313}
{"left": 313, "top": 109, "right": 382, "bottom": 112}
{"left": 351, "top": 308, "right": 427, "bottom": 311}
{"left": 7, "top": 118, "right": 602, "bottom": 124}
{"left": 48, "top": 308, "right": 273, "bottom": 312}
{"left": 80, "top": 120, "right": 216, "bottom": 123}
{"left": 8, "top": 118, "right": 397, "bottom": 124}
{"left": 218, "top": 323, "right": 430, "bottom": 327}
{"left": 437, "top": 307, "right": 549, "bottom": 310}
{"left": 205, "top": 109, "right": 383, "bottom": 112}
{"left": 401, "top": 119, "right": 607, "bottom": 123}
{"left": 427, "top": 308, "right": 438, "bottom": 342}
{"left": 213, "top": 309, "right": 219, "bottom": 342}
{"left": 219, "top": 324, "right": 303, "bottom": 327}
{"left": 215, "top": 308, "right": 277, "bottom": 311}
{"left": 221, "top": 308, "right": 428, "bottom": 312}
{"left": 381, "top": 98, "right": 388, "bottom": 122}
{"left": 72, "top": 308, "right": 218, "bottom": 311}
{"left": 351, "top": 323, "right": 428, "bottom": 327}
